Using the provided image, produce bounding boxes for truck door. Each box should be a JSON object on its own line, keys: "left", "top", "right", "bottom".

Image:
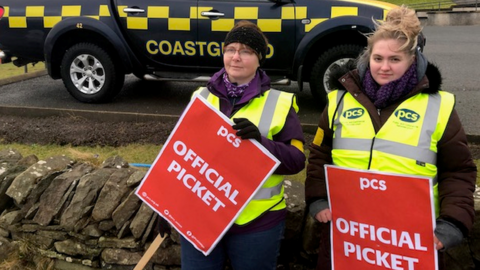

{"left": 114, "top": 0, "right": 199, "bottom": 70}
{"left": 197, "top": 0, "right": 296, "bottom": 76}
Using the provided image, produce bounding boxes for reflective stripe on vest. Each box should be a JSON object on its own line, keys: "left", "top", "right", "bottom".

{"left": 195, "top": 87, "right": 297, "bottom": 224}
{"left": 199, "top": 87, "right": 283, "bottom": 137}
{"left": 332, "top": 93, "right": 443, "bottom": 165}
{"left": 327, "top": 90, "right": 455, "bottom": 216}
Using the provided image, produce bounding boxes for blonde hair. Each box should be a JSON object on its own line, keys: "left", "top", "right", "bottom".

{"left": 358, "top": 5, "right": 421, "bottom": 65}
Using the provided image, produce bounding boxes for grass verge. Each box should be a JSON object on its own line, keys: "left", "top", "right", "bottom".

{"left": 387, "top": 0, "right": 455, "bottom": 9}
{"left": 0, "top": 143, "right": 162, "bottom": 167}
{"left": 0, "top": 62, "right": 46, "bottom": 80}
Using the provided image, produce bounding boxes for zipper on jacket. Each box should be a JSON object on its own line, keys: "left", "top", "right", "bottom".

{"left": 231, "top": 97, "right": 239, "bottom": 107}
{"left": 367, "top": 136, "right": 376, "bottom": 169}
{"left": 230, "top": 97, "right": 241, "bottom": 117}
{"left": 377, "top": 108, "right": 381, "bottom": 116}
{"left": 224, "top": 96, "right": 240, "bottom": 117}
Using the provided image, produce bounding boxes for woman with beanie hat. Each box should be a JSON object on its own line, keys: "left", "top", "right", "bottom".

{"left": 178, "top": 20, "right": 306, "bottom": 269}
{"left": 305, "top": 5, "right": 476, "bottom": 269}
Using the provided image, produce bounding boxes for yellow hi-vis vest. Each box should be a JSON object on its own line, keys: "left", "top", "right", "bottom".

{"left": 195, "top": 87, "right": 299, "bottom": 225}
{"left": 327, "top": 90, "right": 455, "bottom": 217}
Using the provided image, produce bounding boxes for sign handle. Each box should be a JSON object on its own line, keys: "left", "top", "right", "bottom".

{"left": 134, "top": 234, "right": 166, "bottom": 270}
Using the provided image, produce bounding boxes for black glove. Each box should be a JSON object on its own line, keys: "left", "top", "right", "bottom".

{"left": 232, "top": 118, "right": 261, "bottom": 142}
{"left": 156, "top": 216, "right": 171, "bottom": 237}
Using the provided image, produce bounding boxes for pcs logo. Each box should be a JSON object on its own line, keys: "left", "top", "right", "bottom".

{"left": 394, "top": 109, "right": 420, "bottom": 123}
{"left": 342, "top": 108, "right": 364, "bottom": 119}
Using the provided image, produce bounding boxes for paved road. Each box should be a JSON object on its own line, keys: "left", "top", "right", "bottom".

{"left": 0, "top": 25, "right": 479, "bottom": 136}
{"left": 421, "top": 25, "right": 480, "bottom": 137}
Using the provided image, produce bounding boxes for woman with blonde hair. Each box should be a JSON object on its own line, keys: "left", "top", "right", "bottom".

{"left": 305, "top": 5, "right": 476, "bottom": 269}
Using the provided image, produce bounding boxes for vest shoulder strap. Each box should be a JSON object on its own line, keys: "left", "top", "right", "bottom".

{"left": 328, "top": 90, "right": 348, "bottom": 130}
{"left": 197, "top": 87, "right": 210, "bottom": 99}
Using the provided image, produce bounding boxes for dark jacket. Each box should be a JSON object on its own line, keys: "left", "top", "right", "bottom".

{"left": 305, "top": 61, "right": 477, "bottom": 239}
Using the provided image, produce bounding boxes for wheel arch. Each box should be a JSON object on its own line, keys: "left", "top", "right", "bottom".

{"left": 44, "top": 17, "right": 136, "bottom": 79}
{"left": 292, "top": 16, "right": 375, "bottom": 83}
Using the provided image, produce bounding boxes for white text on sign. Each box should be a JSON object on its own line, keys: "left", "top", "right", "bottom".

{"left": 360, "top": 177, "right": 387, "bottom": 191}
{"left": 336, "top": 218, "right": 427, "bottom": 270}
{"left": 217, "top": 126, "right": 241, "bottom": 148}
{"left": 167, "top": 140, "right": 239, "bottom": 212}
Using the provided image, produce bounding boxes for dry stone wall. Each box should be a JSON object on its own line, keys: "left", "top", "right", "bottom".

{"left": 0, "top": 148, "right": 478, "bottom": 270}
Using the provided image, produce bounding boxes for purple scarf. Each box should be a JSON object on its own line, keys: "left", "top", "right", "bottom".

{"left": 223, "top": 72, "right": 251, "bottom": 98}
{"left": 363, "top": 62, "right": 418, "bottom": 109}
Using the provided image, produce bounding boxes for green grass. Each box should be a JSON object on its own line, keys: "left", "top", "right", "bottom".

{"left": 351, "top": 0, "right": 458, "bottom": 10}
{"left": 0, "top": 143, "right": 161, "bottom": 168}
{"left": 385, "top": 0, "right": 455, "bottom": 10}
{"left": 476, "top": 160, "right": 480, "bottom": 186}
{"left": 0, "top": 62, "right": 46, "bottom": 80}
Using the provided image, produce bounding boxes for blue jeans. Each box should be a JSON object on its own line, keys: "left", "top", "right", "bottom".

{"left": 180, "top": 220, "right": 285, "bottom": 270}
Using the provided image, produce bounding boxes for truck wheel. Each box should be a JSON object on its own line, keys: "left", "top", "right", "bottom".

{"left": 60, "top": 43, "right": 124, "bottom": 103}
{"left": 309, "top": 44, "right": 364, "bottom": 109}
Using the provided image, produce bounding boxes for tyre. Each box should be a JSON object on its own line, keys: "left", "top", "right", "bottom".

{"left": 60, "top": 43, "right": 125, "bottom": 103}
{"left": 309, "top": 44, "right": 364, "bottom": 109}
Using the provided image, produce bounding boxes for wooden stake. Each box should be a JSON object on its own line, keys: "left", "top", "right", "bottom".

{"left": 134, "top": 234, "right": 166, "bottom": 270}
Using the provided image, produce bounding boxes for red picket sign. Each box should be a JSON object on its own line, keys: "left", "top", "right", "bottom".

{"left": 136, "top": 94, "right": 280, "bottom": 255}
{"left": 325, "top": 165, "right": 437, "bottom": 270}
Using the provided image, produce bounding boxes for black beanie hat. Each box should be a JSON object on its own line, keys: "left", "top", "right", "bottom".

{"left": 224, "top": 25, "right": 268, "bottom": 65}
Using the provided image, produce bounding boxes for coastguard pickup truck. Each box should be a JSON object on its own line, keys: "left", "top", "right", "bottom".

{"left": 0, "top": 0, "right": 406, "bottom": 106}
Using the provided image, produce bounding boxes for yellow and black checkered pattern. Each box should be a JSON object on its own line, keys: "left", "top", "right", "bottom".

{"left": 117, "top": 6, "right": 298, "bottom": 32}
{"left": 118, "top": 5, "right": 387, "bottom": 33}
{"left": 2, "top": 5, "right": 111, "bottom": 29}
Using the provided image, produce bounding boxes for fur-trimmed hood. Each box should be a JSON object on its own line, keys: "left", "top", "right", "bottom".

{"left": 328, "top": 56, "right": 443, "bottom": 95}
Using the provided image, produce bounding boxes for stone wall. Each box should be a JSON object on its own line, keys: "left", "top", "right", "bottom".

{"left": 0, "top": 148, "right": 478, "bottom": 270}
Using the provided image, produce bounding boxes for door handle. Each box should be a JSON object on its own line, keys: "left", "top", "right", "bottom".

{"left": 124, "top": 8, "right": 145, "bottom": 13}
{"left": 201, "top": 11, "right": 225, "bottom": 18}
